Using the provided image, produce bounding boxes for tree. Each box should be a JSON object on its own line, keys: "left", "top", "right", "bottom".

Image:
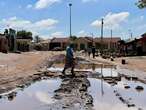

{"left": 70, "top": 35, "right": 77, "bottom": 41}
{"left": 142, "top": 32, "right": 146, "bottom": 37}
{"left": 17, "top": 30, "right": 33, "bottom": 40}
{"left": 34, "top": 35, "right": 42, "bottom": 43}
{"left": 137, "top": 0, "right": 146, "bottom": 9}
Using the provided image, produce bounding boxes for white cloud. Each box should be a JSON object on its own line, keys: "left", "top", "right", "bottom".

{"left": 28, "top": 0, "right": 97, "bottom": 10}
{"left": 35, "top": 0, "right": 61, "bottom": 9}
{"left": 91, "top": 12, "right": 130, "bottom": 29}
{"left": 0, "top": 17, "right": 31, "bottom": 29}
{"left": 50, "top": 31, "right": 64, "bottom": 37}
{"left": 0, "top": 17, "right": 59, "bottom": 36}
{"left": 26, "top": 4, "right": 32, "bottom": 9}
{"left": 78, "top": 30, "right": 87, "bottom": 36}
{"left": 34, "top": 19, "right": 58, "bottom": 28}
{"left": 35, "top": 92, "right": 55, "bottom": 104}
{"left": 82, "top": 0, "right": 97, "bottom": 3}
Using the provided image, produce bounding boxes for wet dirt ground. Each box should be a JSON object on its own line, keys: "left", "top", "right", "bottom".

{"left": 0, "top": 56, "right": 146, "bottom": 110}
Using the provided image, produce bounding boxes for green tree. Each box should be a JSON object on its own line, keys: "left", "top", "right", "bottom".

{"left": 137, "top": 0, "right": 146, "bottom": 9}
{"left": 17, "top": 30, "right": 33, "bottom": 40}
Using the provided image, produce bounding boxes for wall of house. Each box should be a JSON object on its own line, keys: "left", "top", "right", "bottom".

{"left": 0, "top": 38, "right": 8, "bottom": 53}
{"left": 142, "top": 42, "right": 146, "bottom": 53}
{"left": 76, "top": 39, "right": 90, "bottom": 50}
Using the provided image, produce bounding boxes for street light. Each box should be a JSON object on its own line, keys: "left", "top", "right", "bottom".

{"left": 110, "top": 29, "right": 113, "bottom": 50}
{"left": 100, "top": 18, "right": 104, "bottom": 55}
{"left": 69, "top": 3, "right": 72, "bottom": 38}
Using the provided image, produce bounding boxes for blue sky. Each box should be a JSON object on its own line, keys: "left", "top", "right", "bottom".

{"left": 0, "top": 0, "right": 145, "bottom": 39}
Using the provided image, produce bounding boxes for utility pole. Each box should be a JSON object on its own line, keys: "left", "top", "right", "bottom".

{"left": 91, "top": 33, "right": 94, "bottom": 46}
{"left": 69, "top": 3, "right": 72, "bottom": 38}
{"left": 131, "top": 32, "right": 133, "bottom": 39}
{"left": 110, "top": 29, "right": 113, "bottom": 50}
{"left": 100, "top": 18, "right": 104, "bottom": 55}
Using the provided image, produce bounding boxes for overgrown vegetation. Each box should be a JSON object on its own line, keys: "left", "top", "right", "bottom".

{"left": 17, "top": 30, "right": 33, "bottom": 40}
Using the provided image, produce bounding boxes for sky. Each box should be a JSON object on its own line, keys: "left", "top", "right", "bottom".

{"left": 0, "top": 0, "right": 145, "bottom": 39}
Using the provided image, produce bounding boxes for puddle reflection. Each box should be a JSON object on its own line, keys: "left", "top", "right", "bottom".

{"left": 0, "top": 78, "right": 62, "bottom": 110}
{"left": 0, "top": 65, "right": 146, "bottom": 110}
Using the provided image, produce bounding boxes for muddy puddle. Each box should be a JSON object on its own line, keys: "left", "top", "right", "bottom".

{"left": 0, "top": 78, "right": 62, "bottom": 110}
{"left": 0, "top": 61, "right": 146, "bottom": 110}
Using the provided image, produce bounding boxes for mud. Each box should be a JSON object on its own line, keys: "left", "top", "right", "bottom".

{"left": 0, "top": 55, "right": 146, "bottom": 110}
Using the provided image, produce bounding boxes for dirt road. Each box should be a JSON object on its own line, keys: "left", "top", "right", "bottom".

{"left": 1, "top": 51, "right": 146, "bottom": 94}
{"left": 0, "top": 51, "right": 64, "bottom": 94}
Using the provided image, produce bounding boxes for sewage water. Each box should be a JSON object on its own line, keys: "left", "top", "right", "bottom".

{"left": 0, "top": 67, "right": 146, "bottom": 110}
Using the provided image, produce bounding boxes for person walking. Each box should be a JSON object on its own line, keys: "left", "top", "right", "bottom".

{"left": 92, "top": 46, "right": 96, "bottom": 58}
{"left": 87, "top": 47, "right": 92, "bottom": 57}
{"left": 62, "top": 43, "right": 75, "bottom": 76}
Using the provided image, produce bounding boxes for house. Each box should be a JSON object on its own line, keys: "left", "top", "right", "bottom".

{"left": 94, "top": 37, "right": 121, "bottom": 50}
{"left": 124, "top": 38, "right": 139, "bottom": 56}
{"left": 49, "top": 37, "right": 121, "bottom": 51}
{"left": 49, "top": 38, "right": 69, "bottom": 50}
{"left": 0, "top": 34, "right": 8, "bottom": 53}
{"left": 35, "top": 39, "right": 51, "bottom": 51}
{"left": 74, "top": 37, "right": 93, "bottom": 50}
{"left": 137, "top": 33, "right": 146, "bottom": 55}
{"left": 40, "top": 39, "right": 50, "bottom": 51}
{"left": 118, "top": 33, "right": 146, "bottom": 56}
{"left": 49, "top": 37, "right": 93, "bottom": 51}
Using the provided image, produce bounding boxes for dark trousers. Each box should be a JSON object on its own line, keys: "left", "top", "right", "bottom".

{"left": 93, "top": 52, "right": 95, "bottom": 58}
{"left": 62, "top": 58, "right": 75, "bottom": 75}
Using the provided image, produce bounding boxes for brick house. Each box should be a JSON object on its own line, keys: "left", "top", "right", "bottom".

{"left": 74, "top": 37, "right": 93, "bottom": 50}
{"left": 94, "top": 37, "right": 121, "bottom": 50}
{"left": 49, "top": 38, "right": 69, "bottom": 50}
{"left": 49, "top": 37, "right": 120, "bottom": 51}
